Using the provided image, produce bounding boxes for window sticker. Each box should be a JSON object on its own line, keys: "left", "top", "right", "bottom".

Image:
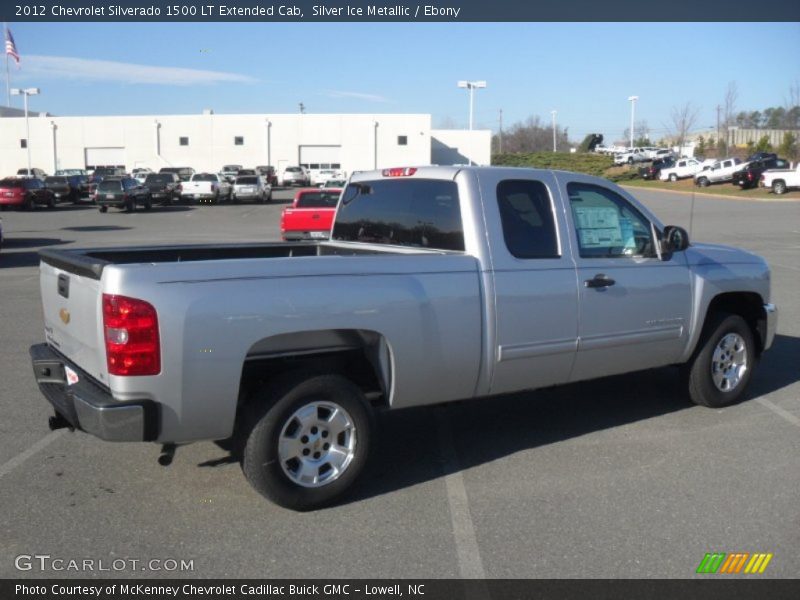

{"left": 573, "top": 206, "right": 623, "bottom": 249}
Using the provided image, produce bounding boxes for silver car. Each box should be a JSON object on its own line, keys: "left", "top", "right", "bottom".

{"left": 232, "top": 175, "right": 271, "bottom": 203}
{"left": 281, "top": 166, "right": 310, "bottom": 187}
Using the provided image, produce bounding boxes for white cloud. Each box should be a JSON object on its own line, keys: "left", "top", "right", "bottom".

{"left": 326, "top": 90, "right": 389, "bottom": 103}
{"left": 22, "top": 55, "right": 257, "bottom": 86}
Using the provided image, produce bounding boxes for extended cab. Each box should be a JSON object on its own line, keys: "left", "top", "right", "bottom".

{"left": 280, "top": 188, "right": 342, "bottom": 240}
{"left": 180, "top": 173, "right": 231, "bottom": 204}
{"left": 760, "top": 162, "right": 800, "bottom": 195}
{"left": 694, "top": 158, "right": 744, "bottom": 187}
{"left": 29, "top": 166, "right": 777, "bottom": 511}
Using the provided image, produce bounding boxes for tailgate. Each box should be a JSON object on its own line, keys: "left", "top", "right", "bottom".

{"left": 283, "top": 208, "right": 335, "bottom": 231}
{"left": 40, "top": 260, "right": 106, "bottom": 383}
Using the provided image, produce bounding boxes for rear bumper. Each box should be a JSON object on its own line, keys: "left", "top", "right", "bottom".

{"left": 29, "top": 344, "right": 159, "bottom": 442}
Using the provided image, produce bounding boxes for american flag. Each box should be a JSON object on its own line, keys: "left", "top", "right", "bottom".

{"left": 5, "top": 27, "right": 20, "bottom": 65}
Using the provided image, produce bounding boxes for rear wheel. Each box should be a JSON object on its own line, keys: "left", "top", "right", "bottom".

{"left": 697, "top": 177, "right": 710, "bottom": 187}
{"left": 241, "top": 373, "right": 373, "bottom": 511}
{"left": 669, "top": 173, "right": 678, "bottom": 182}
{"left": 22, "top": 195, "right": 34, "bottom": 211}
{"left": 772, "top": 180, "right": 787, "bottom": 195}
{"left": 685, "top": 313, "right": 755, "bottom": 408}
{"left": 99, "top": 205, "right": 108, "bottom": 213}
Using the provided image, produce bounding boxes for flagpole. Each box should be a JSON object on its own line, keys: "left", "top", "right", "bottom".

{"left": 4, "top": 23, "right": 10, "bottom": 107}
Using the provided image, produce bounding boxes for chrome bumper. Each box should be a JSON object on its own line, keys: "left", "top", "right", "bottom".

{"left": 762, "top": 303, "right": 777, "bottom": 351}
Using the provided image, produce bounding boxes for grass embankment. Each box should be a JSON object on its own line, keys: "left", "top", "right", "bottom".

{"left": 491, "top": 153, "right": 800, "bottom": 200}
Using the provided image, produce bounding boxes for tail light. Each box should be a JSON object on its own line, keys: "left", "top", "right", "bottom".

{"left": 747, "top": 172, "right": 754, "bottom": 181}
{"left": 102, "top": 294, "right": 160, "bottom": 376}
{"left": 382, "top": 167, "right": 417, "bottom": 177}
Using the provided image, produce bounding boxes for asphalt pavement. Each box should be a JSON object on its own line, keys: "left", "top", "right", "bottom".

{"left": 0, "top": 187, "right": 798, "bottom": 579}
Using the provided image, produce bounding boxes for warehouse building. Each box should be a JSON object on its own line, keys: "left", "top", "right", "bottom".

{"left": 0, "top": 110, "right": 491, "bottom": 177}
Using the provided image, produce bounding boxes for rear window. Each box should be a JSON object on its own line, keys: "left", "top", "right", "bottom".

{"left": 98, "top": 180, "right": 123, "bottom": 192}
{"left": 45, "top": 177, "right": 68, "bottom": 184}
{"left": 236, "top": 176, "right": 258, "bottom": 184}
{"left": 145, "top": 174, "right": 173, "bottom": 184}
{"left": 0, "top": 179, "right": 24, "bottom": 188}
{"left": 332, "top": 179, "right": 464, "bottom": 251}
{"left": 285, "top": 167, "right": 301, "bottom": 173}
{"left": 497, "top": 180, "right": 559, "bottom": 259}
{"left": 296, "top": 191, "right": 341, "bottom": 208}
{"left": 192, "top": 174, "right": 218, "bottom": 182}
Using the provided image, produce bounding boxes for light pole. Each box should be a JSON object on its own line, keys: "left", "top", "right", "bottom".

{"left": 551, "top": 110, "right": 558, "bottom": 152}
{"left": 627, "top": 95, "right": 638, "bottom": 149}
{"left": 11, "top": 87, "right": 40, "bottom": 176}
{"left": 457, "top": 80, "right": 486, "bottom": 131}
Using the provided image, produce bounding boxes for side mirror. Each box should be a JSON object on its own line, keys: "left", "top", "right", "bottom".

{"left": 662, "top": 225, "right": 690, "bottom": 253}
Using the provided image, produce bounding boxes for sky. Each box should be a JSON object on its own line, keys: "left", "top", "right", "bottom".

{"left": 5, "top": 22, "right": 800, "bottom": 143}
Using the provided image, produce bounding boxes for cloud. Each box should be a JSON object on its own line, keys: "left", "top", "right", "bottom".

{"left": 21, "top": 55, "right": 257, "bottom": 86}
{"left": 326, "top": 90, "right": 389, "bottom": 103}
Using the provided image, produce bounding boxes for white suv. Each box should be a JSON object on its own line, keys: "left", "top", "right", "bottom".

{"left": 281, "top": 166, "right": 310, "bottom": 187}
{"left": 694, "top": 158, "right": 744, "bottom": 187}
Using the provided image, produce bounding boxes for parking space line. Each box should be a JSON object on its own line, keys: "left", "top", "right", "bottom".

{"left": 757, "top": 397, "right": 800, "bottom": 427}
{"left": 772, "top": 263, "right": 800, "bottom": 272}
{"left": 0, "top": 430, "right": 65, "bottom": 480}
{"left": 435, "top": 407, "right": 486, "bottom": 579}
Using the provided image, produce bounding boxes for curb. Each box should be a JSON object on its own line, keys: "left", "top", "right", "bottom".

{"left": 620, "top": 184, "right": 800, "bottom": 203}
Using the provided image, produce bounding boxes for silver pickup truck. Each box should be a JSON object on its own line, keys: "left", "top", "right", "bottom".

{"left": 30, "top": 166, "right": 777, "bottom": 510}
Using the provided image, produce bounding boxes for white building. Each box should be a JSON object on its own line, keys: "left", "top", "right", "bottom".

{"left": 0, "top": 110, "right": 491, "bottom": 176}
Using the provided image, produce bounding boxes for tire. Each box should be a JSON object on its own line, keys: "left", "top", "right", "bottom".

{"left": 685, "top": 313, "right": 756, "bottom": 408}
{"left": 266, "top": 191, "right": 272, "bottom": 203}
{"left": 669, "top": 173, "right": 678, "bottom": 182}
{"left": 144, "top": 200, "right": 152, "bottom": 210}
{"left": 697, "top": 177, "right": 709, "bottom": 188}
{"left": 772, "top": 180, "right": 787, "bottom": 195}
{"left": 241, "top": 373, "right": 373, "bottom": 511}
{"left": 22, "top": 195, "right": 33, "bottom": 211}
{"left": 99, "top": 205, "right": 108, "bottom": 213}
{"left": 125, "top": 200, "right": 134, "bottom": 213}
{"left": 47, "top": 196, "right": 56, "bottom": 209}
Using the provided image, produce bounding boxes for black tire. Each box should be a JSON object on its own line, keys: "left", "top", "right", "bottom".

{"left": 697, "top": 177, "right": 709, "bottom": 188}
{"left": 772, "top": 180, "right": 787, "bottom": 195}
{"left": 144, "top": 200, "right": 152, "bottom": 210}
{"left": 99, "top": 205, "right": 108, "bottom": 213}
{"left": 241, "top": 373, "right": 373, "bottom": 511}
{"left": 22, "top": 195, "right": 34, "bottom": 211}
{"left": 669, "top": 173, "right": 678, "bottom": 182}
{"left": 266, "top": 191, "right": 272, "bottom": 203}
{"left": 685, "top": 312, "right": 756, "bottom": 408}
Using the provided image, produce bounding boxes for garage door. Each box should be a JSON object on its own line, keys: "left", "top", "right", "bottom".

{"left": 84, "top": 147, "right": 126, "bottom": 170}
{"left": 299, "top": 146, "right": 342, "bottom": 170}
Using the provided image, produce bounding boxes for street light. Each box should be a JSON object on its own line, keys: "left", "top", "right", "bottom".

{"left": 551, "top": 110, "right": 558, "bottom": 152}
{"left": 457, "top": 80, "right": 486, "bottom": 131}
{"left": 627, "top": 95, "right": 639, "bottom": 150}
{"left": 11, "top": 87, "right": 40, "bottom": 177}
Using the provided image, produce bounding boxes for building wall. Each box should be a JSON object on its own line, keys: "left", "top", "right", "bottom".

{"left": 431, "top": 129, "right": 492, "bottom": 166}
{"left": 0, "top": 113, "right": 444, "bottom": 176}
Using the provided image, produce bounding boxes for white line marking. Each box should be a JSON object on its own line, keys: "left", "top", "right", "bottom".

{"left": 757, "top": 397, "right": 800, "bottom": 427}
{"left": 436, "top": 408, "right": 486, "bottom": 579}
{"left": 0, "top": 430, "right": 65, "bottom": 480}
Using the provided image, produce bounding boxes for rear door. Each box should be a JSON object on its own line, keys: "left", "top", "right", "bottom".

{"left": 556, "top": 175, "right": 692, "bottom": 382}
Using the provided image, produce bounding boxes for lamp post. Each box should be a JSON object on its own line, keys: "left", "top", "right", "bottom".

{"left": 627, "top": 95, "right": 639, "bottom": 150}
{"left": 551, "top": 110, "right": 558, "bottom": 152}
{"left": 11, "top": 87, "right": 40, "bottom": 176}
{"left": 457, "top": 80, "right": 486, "bottom": 131}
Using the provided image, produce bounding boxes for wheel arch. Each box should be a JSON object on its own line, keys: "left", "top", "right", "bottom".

{"left": 695, "top": 292, "right": 768, "bottom": 357}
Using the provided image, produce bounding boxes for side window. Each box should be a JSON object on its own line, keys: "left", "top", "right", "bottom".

{"left": 567, "top": 182, "right": 656, "bottom": 259}
{"left": 496, "top": 179, "right": 559, "bottom": 259}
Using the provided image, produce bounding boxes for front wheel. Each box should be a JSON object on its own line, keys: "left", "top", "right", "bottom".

{"left": 697, "top": 177, "right": 710, "bottom": 187}
{"left": 772, "top": 180, "right": 787, "bottom": 195}
{"left": 241, "top": 374, "right": 373, "bottom": 511}
{"left": 669, "top": 173, "right": 678, "bottom": 182}
{"left": 99, "top": 205, "right": 108, "bottom": 213}
{"left": 685, "top": 313, "right": 755, "bottom": 408}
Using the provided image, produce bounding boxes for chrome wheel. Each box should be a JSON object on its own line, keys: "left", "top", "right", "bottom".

{"left": 711, "top": 333, "right": 748, "bottom": 392}
{"left": 278, "top": 401, "right": 357, "bottom": 488}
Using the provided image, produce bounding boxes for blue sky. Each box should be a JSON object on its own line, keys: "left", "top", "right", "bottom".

{"left": 6, "top": 22, "right": 800, "bottom": 142}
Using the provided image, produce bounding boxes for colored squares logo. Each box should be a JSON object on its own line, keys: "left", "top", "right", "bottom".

{"left": 697, "top": 552, "right": 773, "bottom": 574}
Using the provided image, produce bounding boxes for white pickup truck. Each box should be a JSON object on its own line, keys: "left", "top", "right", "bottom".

{"left": 760, "top": 163, "right": 800, "bottom": 195}
{"left": 180, "top": 173, "right": 232, "bottom": 204}
{"left": 29, "top": 166, "right": 776, "bottom": 510}
{"left": 694, "top": 158, "right": 745, "bottom": 187}
{"left": 614, "top": 148, "right": 649, "bottom": 165}
{"left": 659, "top": 158, "right": 709, "bottom": 182}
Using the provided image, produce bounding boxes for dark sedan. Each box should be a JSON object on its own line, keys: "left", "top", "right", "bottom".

{"left": 44, "top": 176, "right": 80, "bottom": 204}
{"left": 95, "top": 177, "right": 153, "bottom": 213}
{"left": 638, "top": 157, "right": 675, "bottom": 180}
{"left": 144, "top": 173, "right": 182, "bottom": 204}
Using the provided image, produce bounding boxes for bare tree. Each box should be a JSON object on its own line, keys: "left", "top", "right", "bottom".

{"left": 666, "top": 103, "right": 700, "bottom": 151}
{"left": 722, "top": 81, "right": 738, "bottom": 146}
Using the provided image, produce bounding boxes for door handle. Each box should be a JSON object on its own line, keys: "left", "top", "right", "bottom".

{"left": 585, "top": 274, "right": 616, "bottom": 288}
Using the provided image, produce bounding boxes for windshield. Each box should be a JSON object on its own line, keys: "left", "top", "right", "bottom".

{"left": 296, "top": 191, "right": 341, "bottom": 208}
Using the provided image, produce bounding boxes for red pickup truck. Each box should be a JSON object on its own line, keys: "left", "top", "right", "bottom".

{"left": 280, "top": 188, "right": 342, "bottom": 240}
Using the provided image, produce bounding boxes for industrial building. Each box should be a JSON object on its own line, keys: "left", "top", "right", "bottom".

{"left": 0, "top": 109, "right": 492, "bottom": 176}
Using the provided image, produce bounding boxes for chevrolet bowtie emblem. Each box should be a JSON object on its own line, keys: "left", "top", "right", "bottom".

{"left": 59, "top": 308, "right": 70, "bottom": 325}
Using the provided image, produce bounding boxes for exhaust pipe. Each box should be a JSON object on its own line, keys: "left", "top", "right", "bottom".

{"left": 158, "top": 443, "right": 176, "bottom": 466}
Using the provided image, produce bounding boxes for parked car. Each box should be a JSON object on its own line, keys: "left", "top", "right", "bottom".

{"left": 760, "top": 162, "right": 800, "bottom": 195}
{"left": 311, "top": 169, "right": 341, "bottom": 186}
{"left": 732, "top": 157, "right": 790, "bottom": 190}
{"left": 638, "top": 158, "right": 675, "bottom": 181}
{"left": 232, "top": 175, "right": 271, "bottom": 203}
{"left": 694, "top": 158, "right": 744, "bottom": 187}
{"left": 651, "top": 149, "right": 674, "bottom": 161}
{"left": 95, "top": 177, "right": 153, "bottom": 212}
{"left": 16, "top": 167, "right": 47, "bottom": 179}
{"left": 132, "top": 168, "right": 154, "bottom": 184}
{"left": 745, "top": 152, "right": 777, "bottom": 163}
{"left": 659, "top": 158, "right": 709, "bottom": 182}
{"left": 255, "top": 166, "right": 279, "bottom": 186}
{"left": 321, "top": 178, "right": 348, "bottom": 188}
{"left": 144, "top": 173, "right": 182, "bottom": 205}
{"left": 614, "top": 148, "right": 649, "bottom": 165}
{"left": 220, "top": 164, "right": 243, "bottom": 182}
{"left": 55, "top": 169, "right": 88, "bottom": 177}
{"left": 43, "top": 176, "right": 80, "bottom": 204}
{"left": 181, "top": 173, "right": 231, "bottom": 204}
{"left": 29, "top": 166, "right": 777, "bottom": 511}
{"left": 0, "top": 177, "right": 56, "bottom": 209}
{"left": 281, "top": 166, "right": 311, "bottom": 186}
{"left": 158, "top": 167, "right": 195, "bottom": 182}
{"left": 280, "top": 188, "right": 341, "bottom": 240}
{"left": 67, "top": 175, "right": 91, "bottom": 199}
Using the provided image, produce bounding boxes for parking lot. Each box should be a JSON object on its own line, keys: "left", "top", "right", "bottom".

{"left": 1, "top": 187, "right": 798, "bottom": 579}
